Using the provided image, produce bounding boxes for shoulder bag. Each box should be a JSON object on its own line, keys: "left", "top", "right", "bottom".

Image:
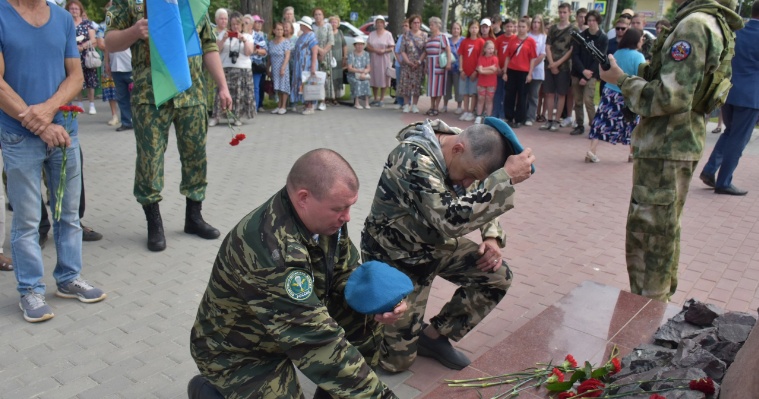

{"left": 84, "top": 43, "right": 102, "bottom": 69}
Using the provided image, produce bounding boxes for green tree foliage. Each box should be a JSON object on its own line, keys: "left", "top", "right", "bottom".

{"left": 83, "top": 0, "right": 110, "bottom": 23}
{"left": 503, "top": 0, "right": 549, "bottom": 19}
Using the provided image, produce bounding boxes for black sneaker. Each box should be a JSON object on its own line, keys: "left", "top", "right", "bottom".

{"left": 82, "top": 225, "right": 103, "bottom": 242}
{"left": 570, "top": 126, "right": 585, "bottom": 135}
{"left": 417, "top": 332, "right": 471, "bottom": 370}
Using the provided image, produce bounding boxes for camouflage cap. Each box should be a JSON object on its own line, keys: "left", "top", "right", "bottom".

{"left": 345, "top": 261, "right": 414, "bottom": 314}
{"left": 483, "top": 117, "right": 535, "bottom": 174}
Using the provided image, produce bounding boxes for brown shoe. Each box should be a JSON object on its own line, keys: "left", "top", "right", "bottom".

{"left": 0, "top": 254, "right": 13, "bottom": 271}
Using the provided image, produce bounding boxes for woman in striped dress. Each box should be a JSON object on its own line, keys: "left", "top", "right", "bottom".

{"left": 424, "top": 17, "right": 452, "bottom": 116}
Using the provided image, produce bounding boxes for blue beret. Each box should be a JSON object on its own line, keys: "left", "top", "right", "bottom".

{"left": 483, "top": 117, "right": 535, "bottom": 174}
{"left": 345, "top": 261, "right": 414, "bottom": 315}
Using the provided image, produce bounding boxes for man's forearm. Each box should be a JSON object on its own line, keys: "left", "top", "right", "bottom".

{"left": 105, "top": 28, "right": 140, "bottom": 53}
{"left": 0, "top": 79, "right": 29, "bottom": 122}
{"left": 203, "top": 52, "right": 228, "bottom": 91}
{"left": 45, "top": 67, "right": 84, "bottom": 112}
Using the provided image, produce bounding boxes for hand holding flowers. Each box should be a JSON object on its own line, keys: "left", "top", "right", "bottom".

{"left": 51, "top": 105, "right": 82, "bottom": 220}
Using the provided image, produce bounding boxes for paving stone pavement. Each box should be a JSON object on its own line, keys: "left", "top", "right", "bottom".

{"left": 0, "top": 99, "right": 757, "bottom": 399}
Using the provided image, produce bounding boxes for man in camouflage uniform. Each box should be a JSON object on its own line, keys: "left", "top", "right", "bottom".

{"left": 361, "top": 119, "right": 535, "bottom": 372}
{"left": 600, "top": 0, "right": 742, "bottom": 301}
{"left": 189, "top": 149, "right": 403, "bottom": 399}
{"left": 104, "top": 1, "right": 232, "bottom": 252}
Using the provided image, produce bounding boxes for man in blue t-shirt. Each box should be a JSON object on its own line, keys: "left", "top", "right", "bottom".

{"left": 0, "top": 0, "right": 107, "bottom": 323}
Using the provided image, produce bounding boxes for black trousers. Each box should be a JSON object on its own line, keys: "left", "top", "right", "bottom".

{"left": 503, "top": 69, "right": 530, "bottom": 124}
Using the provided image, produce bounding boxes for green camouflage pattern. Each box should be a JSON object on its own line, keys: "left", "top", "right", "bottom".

{"left": 626, "top": 159, "right": 697, "bottom": 301}
{"left": 132, "top": 103, "right": 207, "bottom": 205}
{"left": 107, "top": 0, "right": 217, "bottom": 107}
{"left": 620, "top": 0, "right": 743, "bottom": 161}
{"left": 191, "top": 188, "right": 397, "bottom": 399}
{"left": 361, "top": 119, "right": 516, "bottom": 372}
{"left": 547, "top": 24, "right": 578, "bottom": 71}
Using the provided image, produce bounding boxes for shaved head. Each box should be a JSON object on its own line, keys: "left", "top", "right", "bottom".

{"left": 286, "top": 149, "right": 359, "bottom": 199}
{"left": 461, "top": 124, "right": 509, "bottom": 174}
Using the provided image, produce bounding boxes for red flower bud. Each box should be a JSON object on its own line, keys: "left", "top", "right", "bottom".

{"left": 229, "top": 138, "right": 240, "bottom": 146}
{"left": 552, "top": 367, "right": 565, "bottom": 382}
{"left": 576, "top": 378, "right": 605, "bottom": 397}
{"left": 689, "top": 377, "right": 715, "bottom": 395}
{"left": 610, "top": 357, "right": 621, "bottom": 375}
{"left": 565, "top": 354, "right": 578, "bottom": 368}
{"left": 71, "top": 106, "right": 85, "bottom": 114}
{"left": 59, "top": 105, "right": 71, "bottom": 112}
{"left": 235, "top": 133, "right": 246, "bottom": 141}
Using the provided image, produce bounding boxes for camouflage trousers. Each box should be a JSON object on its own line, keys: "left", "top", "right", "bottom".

{"left": 363, "top": 237, "right": 513, "bottom": 373}
{"left": 206, "top": 297, "right": 383, "bottom": 399}
{"left": 132, "top": 103, "right": 208, "bottom": 205}
{"left": 626, "top": 158, "right": 697, "bottom": 302}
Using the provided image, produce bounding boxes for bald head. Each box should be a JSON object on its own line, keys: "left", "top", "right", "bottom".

{"left": 286, "top": 149, "right": 359, "bottom": 199}
{"left": 461, "top": 124, "right": 509, "bottom": 174}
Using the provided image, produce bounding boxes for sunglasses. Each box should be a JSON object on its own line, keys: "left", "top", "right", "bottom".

{"left": 616, "top": 26, "right": 628, "bottom": 31}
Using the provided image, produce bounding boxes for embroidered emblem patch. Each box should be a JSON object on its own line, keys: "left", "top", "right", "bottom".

{"left": 285, "top": 271, "right": 313, "bottom": 301}
{"left": 105, "top": 12, "right": 112, "bottom": 28}
{"left": 670, "top": 40, "right": 691, "bottom": 62}
{"left": 135, "top": 4, "right": 143, "bottom": 12}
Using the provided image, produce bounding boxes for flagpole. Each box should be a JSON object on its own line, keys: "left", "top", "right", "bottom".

{"left": 145, "top": 0, "right": 150, "bottom": 66}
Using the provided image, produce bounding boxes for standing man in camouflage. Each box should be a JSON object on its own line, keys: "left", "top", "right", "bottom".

{"left": 361, "top": 119, "right": 535, "bottom": 372}
{"left": 104, "top": 2, "right": 232, "bottom": 252}
{"left": 600, "top": 0, "right": 742, "bottom": 301}
{"left": 189, "top": 149, "right": 403, "bottom": 399}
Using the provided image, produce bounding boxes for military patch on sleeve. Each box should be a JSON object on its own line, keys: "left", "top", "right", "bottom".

{"left": 670, "top": 40, "right": 691, "bottom": 62}
{"left": 285, "top": 271, "right": 313, "bottom": 301}
{"left": 105, "top": 12, "right": 113, "bottom": 28}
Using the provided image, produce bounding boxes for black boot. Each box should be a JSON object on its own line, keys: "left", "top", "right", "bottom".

{"left": 142, "top": 202, "right": 166, "bottom": 252}
{"left": 184, "top": 198, "right": 220, "bottom": 239}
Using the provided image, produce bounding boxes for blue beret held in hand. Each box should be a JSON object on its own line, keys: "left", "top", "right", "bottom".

{"left": 345, "top": 261, "right": 414, "bottom": 315}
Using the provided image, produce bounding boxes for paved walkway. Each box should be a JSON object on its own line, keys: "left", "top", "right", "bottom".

{"left": 0, "top": 99, "right": 757, "bottom": 398}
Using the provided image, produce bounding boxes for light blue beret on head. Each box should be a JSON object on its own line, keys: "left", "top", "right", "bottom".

{"left": 483, "top": 116, "right": 535, "bottom": 174}
{"left": 345, "top": 261, "right": 414, "bottom": 315}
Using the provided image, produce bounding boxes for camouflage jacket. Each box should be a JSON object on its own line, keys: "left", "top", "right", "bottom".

{"left": 362, "top": 120, "right": 514, "bottom": 275}
{"left": 190, "top": 188, "right": 394, "bottom": 399}
{"left": 106, "top": 0, "right": 217, "bottom": 107}
{"left": 619, "top": 0, "right": 742, "bottom": 161}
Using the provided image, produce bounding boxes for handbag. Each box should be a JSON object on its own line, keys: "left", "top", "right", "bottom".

{"left": 385, "top": 66, "right": 396, "bottom": 79}
{"left": 330, "top": 55, "right": 338, "bottom": 68}
{"left": 301, "top": 70, "right": 327, "bottom": 101}
{"left": 84, "top": 44, "right": 102, "bottom": 69}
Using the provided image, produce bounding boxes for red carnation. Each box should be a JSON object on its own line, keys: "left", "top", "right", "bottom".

{"left": 610, "top": 357, "right": 621, "bottom": 375}
{"left": 689, "top": 377, "right": 715, "bottom": 395}
{"left": 649, "top": 395, "right": 667, "bottom": 399}
{"left": 552, "top": 367, "right": 565, "bottom": 382}
{"left": 234, "top": 133, "right": 246, "bottom": 141}
{"left": 71, "top": 105, "right": 85, "bottom": 114}
{"left": 565, "top": 354, "right": 578, "bottom": 368}
{"left": 576, "top": 378, "right": 605, "bottom": 397}
{"left": 229, "top": 138, "right": 240, "bottom": 146}
{"left": 59, "top": 105, "right": 71, "bottom": 112}
{"left": 558, "top": 392, "right": 576, "bottom": 399}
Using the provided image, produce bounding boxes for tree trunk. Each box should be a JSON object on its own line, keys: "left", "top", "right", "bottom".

{"left": 407, "top": 0, "right": 424, "bottom": 18}
{"left": 485, "top": 0, "right": 500, "bottom": 19}
{"left": 240, "top": 0, "right": 274, "bottom": 33}
{"left": 387, "top": 0, "right": 405, "bottom": 38}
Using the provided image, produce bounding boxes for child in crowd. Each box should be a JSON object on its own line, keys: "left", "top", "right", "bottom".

{"left": 347, "top": 37, "right": 372, "bottom": 109}
{"left": 457, "top": 20, "right": 484, "bottom": 122}
{"left": 474, "top": 40, "right": 498, "bottom": 124}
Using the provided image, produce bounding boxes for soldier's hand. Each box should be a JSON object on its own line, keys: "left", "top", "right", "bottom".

{"left": 505, "top": 148, "right": 535, "bottom": 184}
{"left": 19, "top": 104, "right": 55, "bottom": 135}
{"left": 599, "top": 54, "right": 625, "bottom": 85}
{"left": 132, "top": 18, "right": 149, "bottom": 40}
{"left": 218, "top": 87, "right": 233, "bottom": 111}
{"left": 38, "top": 123, "right": 72, "bottom": 148}
{"left": 374, "top": 299, "right": 407, "bottom": 325}
{"left": 476, "top": 238, "right": 502, "bottom": 272}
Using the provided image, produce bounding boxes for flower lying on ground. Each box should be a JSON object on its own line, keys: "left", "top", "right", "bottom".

{"left": 53, "top": 105, "right": 84, "bottom": 220}
{"left": 445, "top": 346, "right": 717, "bottom": 399}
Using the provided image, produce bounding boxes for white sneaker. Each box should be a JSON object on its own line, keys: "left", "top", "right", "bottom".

{"left": 393, "top": 104, "right": 402, "bottom": 110}
{"left": 442, "top": 106, "right": 448, "bottom": 113}
{"left": 317, "top": 102, "right": 327, "bottom": 111}
{"left": 208, "top": 118, "right": 218, "bottom": 127}
{"left": 290, "top": 106, "right": 298, "bottom": 112}
{"left": 454, "top": 107, "right": 464, "bottom": 115}
{"left": 464, "top": 113, "right": 475, "bottom": 122}
{"left": 411, "top": 105, "right": 420, "bottom": 114}
{"left": 271, "top": 108, "right": 280, "bottom": 114}
{"left": 561, "top": 117, "right": 573, "bottom": 127}
{"left": 234, "top": 120, "right": 242, "bottom": 126}
{"left": 458, "top": 112, "right": 467, "bottom": 120}
{"left": 365, "top": 105, "right": 371, "bottom": 109}
{"left": 278, "top": 108, "right": 286, "bottom": 115}
{"left": 88, "top": 103, "right": 96, "bottom": 115}
{"left": 474, "top": 116, "right": 482, "bottom": 124}
{"left": 524, "top": 120, "right": 533, "bottom": 126}
{"left": 107, "top": 115, "right": 119, "bottom": 126}
{"left": 258, "top": 107, "right": 265, "bottom": 112}
{"left": 403, "top": 105, "right": 411, "bottom": 113}
{"left": 302, "top": 108, "right": 314, "bottom": 115}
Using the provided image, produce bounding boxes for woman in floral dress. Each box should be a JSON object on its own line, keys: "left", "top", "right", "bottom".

{"left": 347, "top": 38, "right": 371, "bottom": 109}
{"left": 398, "top": 14, "right": 427, "bottom": 114}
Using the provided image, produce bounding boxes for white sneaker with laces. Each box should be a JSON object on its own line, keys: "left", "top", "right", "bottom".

{"left": 278, "top": 108, "right": 286, "bottom": 115}
{"left": 317, "top": 102, "right": 327, "bottom": 111}
{"left": 474, "top": 116, "right": 482, "bottom": 124}
{"left": 464, "top": 113, "right": 475, "bottom": 122}
{"left": 234, "top": 120, "right": 242, "bottom": 126}
{"left": 208, "top": 118, "right": 218, "bottom": 127}
{"left": 454, "top": 107, "right": 464, "bottom": 115}
{"left": 560, "top": 117, "right": 573, "bottom": 127}
{"left": 411, "top": 105, "right": 420, "bottom": 114}
{"left": 524, "top": 120, "right": 533, "bottom": 126}
{"left": 88, "top": 103, "right": 96, "bottom": 115}
{"left": 271, "top": 108, "right": 280, "bottom": 114}
{"left": 403, "top": 105, "right": 411, "bottom": 113}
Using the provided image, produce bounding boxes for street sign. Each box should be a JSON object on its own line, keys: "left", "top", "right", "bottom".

{"left": 350, "top": 12, "right": 358, "bottom": 21}
{"left": 593, "top": 0, "right": 607, "bottom": 15}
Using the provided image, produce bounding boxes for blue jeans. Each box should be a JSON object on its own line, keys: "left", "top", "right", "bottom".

{"left": 1, "top": 129, "right": 83, "bottom": 296}
{"left": 112, "top": 71, "right": 133, "bottom": 127}
{"left": 253, "top": 72, "right": 264, "bottom": 110}
{"left": 492, "top": 77, "right": 506, "bottom": 119}
{"left": 702, "top": 103, "right": 759, "bottom": 189}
